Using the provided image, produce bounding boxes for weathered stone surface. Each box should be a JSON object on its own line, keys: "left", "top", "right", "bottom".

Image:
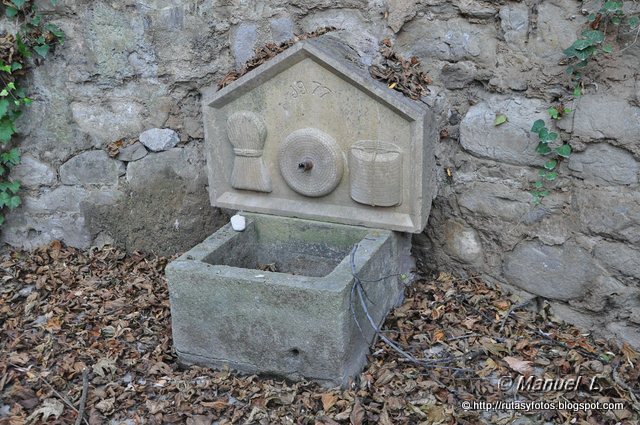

{"left": 458, "top": 182, "right": 531, "bottom": 222}
{"left": 386, "top": 0, "right": 419, "bottom": 32}
{"left": 9, "top": 156, "right": 57, "bottom": 187}
{"left": 499, "top": 4, "right": 529, "bottom": 47}
{"left": 231, "top": 22, "right": 258, "bottom": 67}
{"left": 441, "top": 61, "right": 478, "bottom": 89}
{"left": 2, "top": 187, "right": 124, "bottom": 250}
{"left": 460, "top": 97, "right": 547, "bottom": 165}
{"left": 116, "top": 142, "right": 148, "bottom": 162}
{"left": 530, "top": 0, "right": 584, "bottom": 59}
{"left": 83, "top": 143, "right": 225, "bottom": 255}
{"left": 60, "top": 150, "right": 125, "bottom": 186}
{"left": 71, "top": 101, "right": 145, "bottom": 145}
{"left": 606, "top": 322, "right": 640, "bottom": 350}
{"left": 569, "top": 95, "right": 640, "bottom": 144}
{"left": 397, "top": 17, "right": 497, "bottom": 67}
{"left": 594, "top": 240, "right": 640, "bottom": 280}
{"left": 575, "top": 188, "right": 640, "bottom": 244}
{"left": 139, "top": 128, "right": 180, "bottom": 152}
{"left": 503, "top": 241, "right": 599, "bottom": 300}
{"left": 166, "top": 214, "right": 407, "bottom": 386}
{"left": 568, "top": 144, "right": 638, "bottom": 185}
{"left": 270, "top": 16, "right": 295, "bottom": 42}
{"left": 442, "top": 220, "right": 483, "bottom": 263}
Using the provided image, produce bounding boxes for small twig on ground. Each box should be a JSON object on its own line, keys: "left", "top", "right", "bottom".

{"left": 75, "top": 368, "right": 89, "bottom": 425}
{"left": 40, "top": 375, "right": 90, "bottom": 425}
{"left": 499, "top": 298, "right": 535, "bottom": 333}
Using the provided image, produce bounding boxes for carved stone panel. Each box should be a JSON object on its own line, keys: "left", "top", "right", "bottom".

{"left": 202, "top": 36, "right": 436, "bottom": 233}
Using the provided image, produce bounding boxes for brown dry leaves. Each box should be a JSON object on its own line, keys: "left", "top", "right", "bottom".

{"left": 218, "top": 27, "right": 337, "bottom": 90}
{"left": 369, "top": 39, "right": 432, "bottom": 100}
{"left": 0, "top": 245, "right": 639, "bottom": 424}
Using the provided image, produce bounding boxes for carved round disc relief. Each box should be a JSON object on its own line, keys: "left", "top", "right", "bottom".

{"left": 278, "top": 128, "right": 344, "bottom": 197}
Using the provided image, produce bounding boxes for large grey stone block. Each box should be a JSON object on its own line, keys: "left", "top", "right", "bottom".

{"left": 568, "top": 144, "right": 638, "bottom": 185}
{"left": 60, "top": 150, "right": 125, "bottom": 186}
{"left": 166, "top": 214, "right": 408, "bottom": 386}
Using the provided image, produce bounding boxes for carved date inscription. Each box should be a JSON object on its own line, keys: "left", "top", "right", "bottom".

{"left": 287, "top": 80, "right": 333, "bottom": 99}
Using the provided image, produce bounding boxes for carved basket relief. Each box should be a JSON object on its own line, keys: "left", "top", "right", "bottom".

{"left": 349, "top": 141, "right": 403, "bottom": 207}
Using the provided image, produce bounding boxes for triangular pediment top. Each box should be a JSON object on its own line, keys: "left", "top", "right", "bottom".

{"left": 205, "top": 35, "right": 427, "bottom": 122}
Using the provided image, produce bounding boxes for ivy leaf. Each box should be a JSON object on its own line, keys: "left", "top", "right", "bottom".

{"left": 5, "top": 7, "right": 18, "bottom": 18}
{"left": 7, "top": 195, "right": 21, "bottom": 209}
{"left": 536, "top": 143, "right": 552, "bottom": 155}
{"left": 538, "top": 169, "right": 548, "bottom": 177}
{"left": 0, "top": 118, "right": 15, "bottom": 143}
{"left": 582, "top": 30, "right": 605, "bottom": 44}
{"left": 573, "top": 86, "right": 582, "bottom": 97}
{"left": 6, "top": 181, "right": 20, "bottom": 194}
{"left": 602, "top": 44, "right": 614, "bottom": 53}
{"left": 11, "top": 62, "right": 22, "bottom": 71}
{"left": 572, "top": 39, "right": 594, "bottom": 51}
{"left": 544, "top": 159, "right": 557, "bottom": 170}
{"left": 629, "top": 17, "right": 640, "bottom": 29}
{"left": 556, "top": 144, "right": 572, "bottom": 158}
{"left": 34, "top": 44, "right": 50, "bottom": 58}
{"left": 546, "top": 131, "right": 558, "bottom": 141}
{"left": 0, "top": 191, "right": 9, "bottom": 208}
{"left": 588, "top": 13, "right": 597, "bottom": 22}
{"left": 10, "top": 0, "right": 26, "bottom": 8}
{"left": 544, "top": 171, "right": 558, "bottom": 181}
{"left": 1, "top": 148, "right": 21, "bottom": 166}
{"left": 534, "top": 181, "right": 543, "bottom": 189}
{"left": 0, "top": 99, "right": 9, "bottom": 119}
{"left": 531, "top": 119, "right": 545, "bottom": 133}
{"left": 0, "top": 89, "right": 8, "bottom": 97}
{"left": 602, "top": 1, "right": 623, "bottom": 12}
{"left": 494, "top": 114, "right": 508, "bottom": 126}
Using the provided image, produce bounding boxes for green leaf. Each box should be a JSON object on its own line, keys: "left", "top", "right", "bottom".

{"left": 602, "top": 1, "right": 623, "bottom": 12}
{"left": 531, "top": 119, "right": 545, "bottom": 133}
{"left": 544, "top": 171, "right": 558, "bottom": 181}
{"left": 588, "top": 13, "right": 597, "bottom": 22}
{"left": 45, "top": 24, "right": 65, "bottom": 39}
{"left": 548, "top": 107, "right": 559, "bottom": 119}
{"left": 629, "top": 16, "right": 640, "bottom": 29}
{"left": 0, "top": 191, "right": 9, "bottom": 208}
{"left": 0, "top": 118, "right": 15, "bottom": 143}
{"left": 602, "top": 44, "right": 614, "bottom": 53}
{"left": 563, "top": 47, "right": 578, "bottom": 59}
{"left": 6, "top": 82, "right": 15, "bottom": 91}
{"left": 0, "top": 99, "right": 9, "bottom": 119}
{"left": 538, "top": 169, "right": 548, "bottom": 177}
{"left": 5, "top": 7, "right": 18, "bottom": 18}
{"left": 6, "top": 181, "right": 20, "bottom": 194}
{"left": 576, "top": 46, "right": 597, "bottom": 61}
{"left": 34, "top": 44, "right": 50, "bottom": 59}
{"left": 546, "top": 132, "right": 558, "bottom": 141}
{"left": 556, "top": 144, "right": 572, "bottom": 158}
{"left": 612, "top": 16, "right": 621, "bottom": 25}
{"left": 30, "top": 15, "right": 42, "bottom": 26}
{"left": 534, "top": 181, "right": 543, "bottom": 189}
{"left": 10, "top": 0, "right": 26, "bottom": 7}
{"left": 494, "top": 114, "right": 508, "bottom": 126}
{"left": 572, "top": 39, "right": 594, "bottom": 51}
{"left": 582, "top": 30, "right": 605, "bottom": 44}
{"left": 7, "top": 195, "right": 20, "bottom": 209}
{"left": 1, "top": 148, "right": 21, "bottom": 166}
{"left": 573, "top": 86, "right": 582, "bottom": 97}
{"left": 11, "top": 62, "right": 22, "bottom": 71}
{"left": 544, "top": 159, "right": 557, "bottom": 170}
{"left": 0, "top": 89, "right": 8, "bottom": 98}
{"left": 51, "top": 0, "right": 58, "bottom": 5}
{"left": 536, "top": 143, "right": 552, "bottom": 155}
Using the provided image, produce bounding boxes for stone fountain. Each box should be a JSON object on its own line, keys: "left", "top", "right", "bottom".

{"left": 166, "top": 35, "right": 436, "bottom": 386}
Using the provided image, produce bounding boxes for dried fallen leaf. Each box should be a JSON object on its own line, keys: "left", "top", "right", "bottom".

{"left": 504, "top": 356, "right": 533, "bottom": 376}
{"left": 350, "top": 398, "right": 365, "bottom": 425}
{"left": 26, "top": 398, "right": 63, "bottom": 424}
{"left": 321, "top": 392, "right": 338, "bottom": 411}
{"left": 92, "top": 357, "right": 117, "bottom": 377}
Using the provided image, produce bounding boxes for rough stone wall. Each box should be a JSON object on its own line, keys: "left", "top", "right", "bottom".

{"left": 2, "top": 0, "right": 639, "bottom": 348}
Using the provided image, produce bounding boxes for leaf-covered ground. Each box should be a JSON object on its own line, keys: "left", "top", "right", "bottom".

{"left": 1, "top": 243, "right": 638, "bottom": 424}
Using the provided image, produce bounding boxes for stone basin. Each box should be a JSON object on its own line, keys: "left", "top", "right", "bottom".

{"left": 166, "top": 213, "right": 409, "bottom": 386}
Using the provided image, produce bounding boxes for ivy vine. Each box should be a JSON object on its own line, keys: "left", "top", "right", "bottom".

{"left": 0, "top": 0, "right": 63, "bottom": 225}
{"left": 530, "top": 0, "right": 640, "bottom": 204}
